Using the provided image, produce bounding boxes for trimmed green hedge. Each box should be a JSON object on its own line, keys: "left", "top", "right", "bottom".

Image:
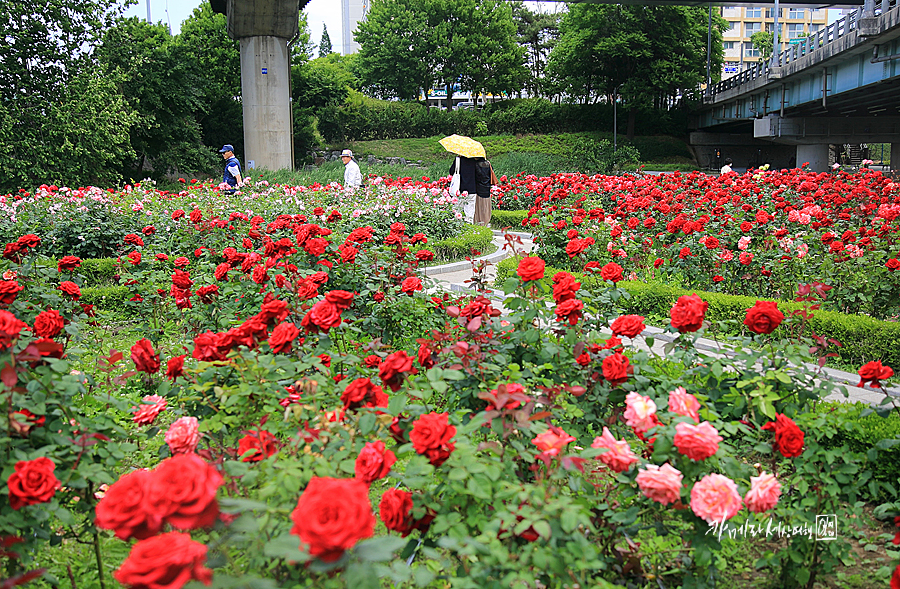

{"left": 820, "top": 401, "right": 900, "bottom": 499}
{"left": 495, "top": 257, "right": 900, "bottom": 370}
{"left": 80, "top": 285, "right": 133, "bottom": 313}
{"left": 431, "top": 224, "right": 493, "bottom": 260}
{"left": 490, "top": 210, "right": 528, "bottom": 230}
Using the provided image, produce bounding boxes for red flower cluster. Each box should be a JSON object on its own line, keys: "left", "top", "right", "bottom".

{"left": 761, "top": 413, "right": 805, "bottom": 458}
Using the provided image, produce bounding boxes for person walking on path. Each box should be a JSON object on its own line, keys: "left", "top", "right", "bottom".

{"left": 341, "top": 149, "right": 363, "bottom": 189}
{"left": 218, "top": 144, "right": 244, "bottom": 192}
{"left": 473, "top": 158, "right": 497, "bottom": 226}
{"left": 720, "top": 157, "right": 734, "bottom": 175}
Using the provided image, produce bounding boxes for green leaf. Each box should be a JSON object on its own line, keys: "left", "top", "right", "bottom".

{"left": 532, "top": 520, "right": 551, "bottom": 539}
{"left": 219, "top": 497, "right": 268, "bottom": 513}
{"left": 354, "top": 536, "right": 407, "bottom": 561}
{"left": 262, "top": 533, "right": 308, "bottom": 562}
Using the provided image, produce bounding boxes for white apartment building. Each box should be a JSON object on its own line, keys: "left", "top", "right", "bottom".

{"left": 720, "top": 6, "right": 829, "bottom": 78}
{"left": 341, "top": 0, "right": 369, "bottom": 55}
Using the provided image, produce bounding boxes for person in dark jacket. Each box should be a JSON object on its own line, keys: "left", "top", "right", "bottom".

{"left": 450, "top": 156, "right": 496, "bottom": 225}
{"left": 218, "top": 144, "right": 244, "bottom": 191}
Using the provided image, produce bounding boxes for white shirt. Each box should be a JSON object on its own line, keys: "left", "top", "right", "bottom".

{"left": 720, "top": 164, "right": 733, "bottom": 174}
{"left": 344, "top": 159, "right": 363, "bottom": 188}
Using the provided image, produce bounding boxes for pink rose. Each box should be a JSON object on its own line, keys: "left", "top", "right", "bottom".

{"left": 624, "top": 392, "right": 657, "bottom": 432}
{"left": 690, "top": 473, "right": 743, "bottom": 523}
{"left": 132, "top": 395, "right": 167, "bottom": 425}
{"left": 165, "top": 417, "right": 200, "bottom": 454}
{"left": 668, "top": 387, "right": 700, "bottom": 422}
{"left": 744, "top": 472, "right": 781, "bottom": 513}
{"left": 673, "top": 421, "right": 722, "bottom": 461}
{"left": 532, "top": 428, "right": 576, "bottom": 457}
{"left": 636, "top": 463, "right": 683, "bottom": 505}
{"left": 591, "top": 427, "right": 638, "bottom": 473}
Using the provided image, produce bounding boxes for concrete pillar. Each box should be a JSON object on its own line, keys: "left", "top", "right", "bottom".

{"left": 891, "top": 143, "right": 899, "bottom": 172}
{"left": 240, "top": 36, "right": 293, "bottom": 172}
{"left": 796, "top": 144, "right": 830, "bottom": 172}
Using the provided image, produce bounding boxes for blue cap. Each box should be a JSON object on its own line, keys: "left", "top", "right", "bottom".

{"left": 218, "top": 144, "right": 234, "bottom": 153}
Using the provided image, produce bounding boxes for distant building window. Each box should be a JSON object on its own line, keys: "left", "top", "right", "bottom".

{"left": 745, "top": 22, "right": 762, "bottom": 35}
{"left": 809, "top": 24, "right": 821, "bottom": 33}
{"left": 766, "top": 8, "right": 776, "bottom": 18}
{"left": 745, "top": 44, "right": 761, "bottom": 58}
{"left": 726, "top": 21, "right": 738, "bottom": 32}
{"left": 723, "top": 41, "right": 736, "bottom": 49}
{"left": 746, "top": 7, "right": 762, "bottom": 17}
{"left": 789, "top": 8, "right": 804, "bottom": 19}
{"left": 787, "top": 23, "right": 805, "bottom": 38}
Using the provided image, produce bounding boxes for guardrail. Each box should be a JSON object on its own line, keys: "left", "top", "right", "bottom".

{"left": 708, "top": 0, "right": 898, "bottom": 97}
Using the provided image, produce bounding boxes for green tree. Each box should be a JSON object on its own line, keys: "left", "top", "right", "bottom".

{"left": 319, "top": 24, "right": 333, "bottom": 57}
{"left": 510, "top": 2, "right": 561, "bottom": 98}
{"left": 751, "top": 30, "right": 775, "bottom": 61}
{"left": 547, "top": 4, "right": 725, "bottom": 138}
{"left": 96, "top": 18, "right": 211, "bottom": 177}
{"left": 0, "top": 0, "right": 136, "bottom": 190}
{"left": 355, "top": 0, "right": 431, "bottom": 101}
{"left": 176, "top": 4, "right": 243, "bottom": 158}
{"left": 356, "top": 0, "right": 525, "bottom": 109}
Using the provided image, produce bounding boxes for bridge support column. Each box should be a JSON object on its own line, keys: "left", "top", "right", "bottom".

{"left": 891, "top": 143, "right": 900, "bottom": 172}
{"left": 240, "top": 36, "right": 293, "bottom": 172}
{"left": 796, "top": 144, "right": 830, "bottom": 172}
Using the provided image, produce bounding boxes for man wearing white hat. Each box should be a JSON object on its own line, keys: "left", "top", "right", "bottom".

{"left": 340, "top": 149, "right": 363, "bottom": 189}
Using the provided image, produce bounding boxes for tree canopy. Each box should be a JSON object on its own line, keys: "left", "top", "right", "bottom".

{"left": 320, "top": 24, "right": 333, "bottom": 57}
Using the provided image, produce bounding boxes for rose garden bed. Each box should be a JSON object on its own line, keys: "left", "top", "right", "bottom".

{"left": 0, "top": 171, "right": 899, "bottom": 589}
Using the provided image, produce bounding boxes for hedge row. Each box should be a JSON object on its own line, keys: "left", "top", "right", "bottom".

{"left": 429, "top": 224, "right": 494, "bottom": 260}
{"left": 495, "top": 256, "right": 900, "bottom": 370}
{"left": 490, "top": 211, "right": 529, "bottom": 230}
{"left": 316, "top": 98, "right": 691, "bottom": 143}
{"left": 820, "top": 401, "right": 900, "bottom": 499}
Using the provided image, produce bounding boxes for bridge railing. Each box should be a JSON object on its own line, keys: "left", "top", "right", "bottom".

{"left": 708, "top": 0, "right": 897, "bottom": 97}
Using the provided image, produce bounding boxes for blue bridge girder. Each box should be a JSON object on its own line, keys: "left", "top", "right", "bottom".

{"left": 695, "top": 0, "right": 900, "bottom": 141}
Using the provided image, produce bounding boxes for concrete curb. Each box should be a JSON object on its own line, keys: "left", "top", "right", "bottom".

{"left": 422, "top": 230, "right": 532, "bottom": 276}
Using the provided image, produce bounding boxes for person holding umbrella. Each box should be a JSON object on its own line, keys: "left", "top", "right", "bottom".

{"left": 440, "top": 135, "right": 496, "bottom": 226}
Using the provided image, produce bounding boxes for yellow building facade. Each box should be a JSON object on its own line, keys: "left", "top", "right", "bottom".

{"left": 720, "top": 6, "right": 829, "bottom": 78}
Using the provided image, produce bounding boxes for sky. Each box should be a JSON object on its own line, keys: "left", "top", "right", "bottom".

{"left": 121, "top": 0, "right": 565, "bottom": 51}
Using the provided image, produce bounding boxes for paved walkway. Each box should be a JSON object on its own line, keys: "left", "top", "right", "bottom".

{"left": 421, "top": 230, "right": 899, "bottom": 407}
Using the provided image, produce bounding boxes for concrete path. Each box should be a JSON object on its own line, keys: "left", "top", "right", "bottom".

{"left": 421, "top": 230, "right": 900, "bottom": 408}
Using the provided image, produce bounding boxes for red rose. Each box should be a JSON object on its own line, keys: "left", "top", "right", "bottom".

{"left": 237, "top": 430, "right": 277, "bottom": 462}
{"left": 57, "top": 255, "right": 81, "bottom": 272}
{"left": 114, "top": 532, "right": 212, "bottom": 589}
{"left": 342, "top": 377, "right": 384, "bottom": 411}
{"left": 192, "top": 331, "right": 228, "bottom": 362}
{"left": 131, "top": 338, "right": 161, "bottom": 374}
{"left": 149, "top": 454, "right": 222, "bottom": 530}
{"left": 95, "top": 470, "right": 161, "bottom": 540}
{"left": 379, "top": 488, "right": 414, "bottom": 535}
{"left": 9, "top": 409, "right": 44, "bottom": 436}
{"left": 354, "top": 441, "right": 397, "bottom": 484}
{"left": 886, "top": 259, "right": 900, "bottom": 271}
{"left": 7, "top": 457, "right": 59, "bottom": 510}
{"left": 301, "top": 300, "right": 342, "bottom": 333}
{"left": 58, "top": 281, "right": 81, "bottom": 300}
{"left": 195, "top": 285, "right": 219, "bottom": 304}
{"left": 0, "top": 310, "right": 27, "bottom": 349}
{"left": 409, "top": 412, "right": 456, "bottom": 467}
{"left": 189, "top": 209, "right": 203, "bottom": 223}
{"left": 268, "top": 322, "right": 299, "bottom": 353}
{"left": 378, "top": 351, "right": 417, "bottom": 392}
{"left": 602, "top": 353, "right": 631, "bottom": 386}
{"left": 400, "top": 277, "right": 423, "bottom": 295}
{"left": 610, "top": 315, "right": 646, "bottom": 338}
{"left": 517, "top": 257, "right": 546, "bottom": 282}
{"left": 857, "top": 360, "right": 893, "bottom": 388}
{"left": 743, "top": 300, "right": 784, "bottom": 335}
{"left": 669, "top": 294, "right": 708, "bottom": 333}
{"left": 600, "top": 262, "right": 624, "bottom": 283}
{"left": 17, "top": 234, "right": 41, "bottom": 249}
{"left": 415, "top": 250, "right": 434, "bottom": 262}
{"left": 259, "top": 298, "right": 290, "bottom": 324}
{"left": 554, "top": 299, "right": 584, "bottom": 326}
{"left": 290, "top": 477, "right": 375, "bottom": 562}
{"left": 0, "top": 281, "right": 23, "bottom": 306}
{"left": 552, "top": 272, "right": 580, "bottom": 303}
{"left": 214, "top": 263, "right": 230, "bottom": 282}
{"left": 142, "top": 225, "right": 156, "bottom": 236}
{"left": 171, "top": 269, "right": 193, "bottom": 290}
{"left": 325, "top": 290, "right": 354, "bottom": 310}
{"left": 123, "top": 234, "right": 144, "bottom": 247}
{"left": 761, "top": 414, "right": 804, "bottom": 458}
{"left": 166, "top": 355, "right": 186, "bottom": 381}
{"left": 33, "top": 309, "right": 64, "bottom": 338}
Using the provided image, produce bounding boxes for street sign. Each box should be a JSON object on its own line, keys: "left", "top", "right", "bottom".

{"left": 724, "top": 67, "right": 739, "bottom": 73}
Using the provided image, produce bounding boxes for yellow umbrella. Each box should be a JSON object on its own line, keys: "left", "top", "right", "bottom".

{"left": 439, "top": 134, "right": 486, "bottom": 159}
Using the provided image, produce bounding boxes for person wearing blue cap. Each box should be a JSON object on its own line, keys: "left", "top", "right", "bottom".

{"left": 218, "top": 144, "right": 244, "bottom": 191}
